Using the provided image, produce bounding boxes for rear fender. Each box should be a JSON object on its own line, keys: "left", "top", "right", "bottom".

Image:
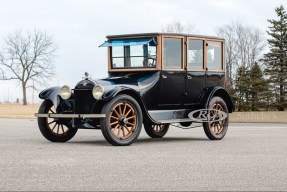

{"left": 198, "top": 86, "right": 234, "bottom": 113}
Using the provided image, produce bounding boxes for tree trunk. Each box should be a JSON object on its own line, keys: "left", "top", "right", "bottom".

{"left": 279, "top": 84, "right": 284, "bottom": 111}
{"left": 22, "top": 82, "right": 27, "bottom": 105}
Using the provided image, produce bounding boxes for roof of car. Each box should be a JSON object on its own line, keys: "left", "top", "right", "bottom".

{"left": 106, "top": 32, "right": 224, "bottom": 40}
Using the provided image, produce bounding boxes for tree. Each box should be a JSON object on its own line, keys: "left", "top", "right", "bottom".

{"left": 216, "top": 21, "right": 266, "bottom": 86}
{"left": 162, "top": 20, "right": 198, "bottom": 34}
{"left": 0, "top": 30, "right": 57, "bottom": 105}
{"left": 235, "top": 66, "right": 251, "bottom": 111}
{"left": 249, "top": 63, "right": 270, "bottom": 111}
{"left": 262, "top": 5, "right": 287, "bottom": 111}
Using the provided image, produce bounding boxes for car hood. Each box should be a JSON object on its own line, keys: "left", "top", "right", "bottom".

{"left": 75, "top": 71, "right": 160, "bottom": 94}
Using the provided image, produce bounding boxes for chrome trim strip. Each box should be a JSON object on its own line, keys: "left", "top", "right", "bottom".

{"left": 34, "top": 113, "right": 106, "bottom": 118}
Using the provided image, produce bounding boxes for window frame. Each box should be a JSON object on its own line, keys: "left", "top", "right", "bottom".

{"left": 108, "top": 35, "right": 161, "bottom": 72}
{"left": 162, "top": 35, "right": 185, "bottom": 71}
{"left": 186, "top": 37, "right": 206, "bottom": 72}
{"left": 205, "top": 39, "right": 224, "bottom": 72}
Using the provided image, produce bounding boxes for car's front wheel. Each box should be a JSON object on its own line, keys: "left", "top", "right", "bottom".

{"left": 37, "top": 100, "right": 78, "bottom": 142}
{"left": 203, "top": 96, "right": 229, "bottom": 140}
{"left": 100, "top": 94, "right": 142, "bottom": 146}
{"left": 144, "top": 122, "right": 169, "bottom": 138}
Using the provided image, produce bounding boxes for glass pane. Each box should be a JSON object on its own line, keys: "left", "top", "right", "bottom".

{"left": 130, "top": 57, "right": 144, "bottom": 67}
{"left": 130, "top": 46, "right": 143, "bottom": 56}
{"left": 207, "top": 41, "right": 222, "bottom": 70}
{"left": 149, "top": 45, "right": 156, "bottom": 56}
{"left": 112, "top": 58, "right": 124, "bottom": 68}
{"left": 164, "top": 38, "right": 182, "bottom": 69}
{"left": 110, "top": 39, "right": 157, "bottom": 69}
{"left": 112, "top": 47, "right": 124, "bottom": 57}
{"left": 188, "top": 39, "right": 204, "bottom": 70}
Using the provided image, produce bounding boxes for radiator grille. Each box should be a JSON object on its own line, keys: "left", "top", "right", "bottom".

{"left": 74, "top": 89, "right": 95, "bottom": 114}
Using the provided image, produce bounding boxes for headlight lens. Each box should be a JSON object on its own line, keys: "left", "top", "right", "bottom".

{"left": 59, "top": 85, "right": 72, "bottom": 100}
{"left": 92, "top": 85, "right": 104, "bottom": 100}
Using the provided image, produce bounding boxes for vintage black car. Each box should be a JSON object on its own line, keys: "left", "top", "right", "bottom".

{"left": 35, "top": 33, "right": 234, "bottom": 146}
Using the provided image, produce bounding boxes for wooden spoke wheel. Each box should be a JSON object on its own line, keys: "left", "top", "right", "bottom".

{"left": 101, "top": 94, "right": 142, "bottom": 146}
{"left": 109, "top": 102, "right": 137, "bottom": 140}
{"left": 37, "top": 100, "right": 78, "bottom": 142}
{"left": 203, "top": 96, "right": 229, "bottom": 140}
{"left": 144, "top": 122, "right": 169, "bottom": 138}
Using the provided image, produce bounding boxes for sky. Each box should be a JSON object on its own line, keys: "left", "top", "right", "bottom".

{"left": 0, "top": 0, "right": 286, "bottom": 103}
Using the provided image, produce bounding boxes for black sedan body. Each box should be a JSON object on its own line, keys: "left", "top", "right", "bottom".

{"left": 36, "top": 33, "right": 234, "bottom": 146}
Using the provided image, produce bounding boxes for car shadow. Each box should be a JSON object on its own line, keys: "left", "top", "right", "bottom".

{"left": 68, "top": 136, "right": 209, "bottom": 146}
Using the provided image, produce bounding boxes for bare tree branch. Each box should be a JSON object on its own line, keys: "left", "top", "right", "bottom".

{"left": 0, "top": 29, "right": 57, "bottom": 105}
{"left": 216, "top": 21, "right": 266, "bottom": 86}
{"left": 162, "top": 20, "right": 199, "bottom": 34}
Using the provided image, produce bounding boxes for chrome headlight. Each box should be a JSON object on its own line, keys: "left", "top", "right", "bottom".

{"left": 59, "top": 85, "right": 72, "bottom": 100}
{"left": 92, "top": 85, "right": 104, "bottom": 100}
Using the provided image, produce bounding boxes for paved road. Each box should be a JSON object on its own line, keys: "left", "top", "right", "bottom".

{"left": 0, "top": 119, "right": 287, "bottom": 191}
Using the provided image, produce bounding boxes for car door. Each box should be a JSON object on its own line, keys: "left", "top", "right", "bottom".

{"left": 159, "top": 36, "right": 185, "bottom": 109}
{"left": 184, "top": 37, "right": 206, "bottom": 105}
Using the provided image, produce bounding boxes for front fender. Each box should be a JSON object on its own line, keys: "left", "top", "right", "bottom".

{"left": 101, "top": 86, "right": 159, "bottom": 124}
{"left": 198, "top": 86, "right": 234, "bottom": 113}
{"left": 39, "top": 86, "right": 61, "bottom": 109}
{"left": 102, "top": 86, "right": 139, "bottom": 101}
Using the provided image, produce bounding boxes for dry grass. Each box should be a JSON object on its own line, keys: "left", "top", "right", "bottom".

{"left": 0, "top": 104, "right": 39, "bottom": 119}
{"left": 1, "top": 104, "right": 287, "bottom": 123}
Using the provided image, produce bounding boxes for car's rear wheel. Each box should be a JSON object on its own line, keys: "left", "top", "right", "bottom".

{"left": 144, "top": 122, "right": 169, "bottom": 138}
{"left": 37, "top": 100, "right": 78, "bottom": 142}
{"left": 100, "top": 94, "right": 142, "bottom": 146}
{"left": 203, "top": 96, "right": 229, "bottom": 140}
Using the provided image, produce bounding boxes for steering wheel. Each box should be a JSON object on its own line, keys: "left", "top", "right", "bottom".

{"left": 143, "top": 57, "right": 156, "bottom": 67}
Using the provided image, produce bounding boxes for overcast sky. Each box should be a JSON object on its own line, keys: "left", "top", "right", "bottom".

{"left": 0, "top": 0, "right": 286, "bottom": 103}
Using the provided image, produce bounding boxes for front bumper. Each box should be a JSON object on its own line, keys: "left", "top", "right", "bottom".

{"left": 34, "top": 113, "right": 106, "bottom": 118}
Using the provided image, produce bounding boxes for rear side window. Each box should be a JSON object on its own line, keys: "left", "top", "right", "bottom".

{"left": 188, "top": 39, "right": 204, "bottom": 70}
{"left": 163, "top": 38, "right": 182, "bottom": 69}
{"left": 207, "top": 41, "right": 223, "bottom": 70}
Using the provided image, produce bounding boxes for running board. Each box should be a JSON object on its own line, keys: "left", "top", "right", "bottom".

{"left": 159, "top": 118, "right": 194, "bottom": 124}
{"left": 35, "top": 113, "right": 106, "bottom": 118}
{"left": 148, "top": 109, "right": 193, "bottom": 124}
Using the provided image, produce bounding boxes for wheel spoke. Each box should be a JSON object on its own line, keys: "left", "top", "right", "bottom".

{"left": 51, "top": 123, "right": 57, "bottom": 131}
{"left": 126, "top": 115, "right": 135, "bottom": 120}
{"left": 48, "top": 120, "right": 56, "bottom": 125}
{"left": 57, "top": 124, "right": 60, "bottom": 134}
{"left": 117, "top": 127, "right": 121, "bottom": 138}
{"left": 126, "top": 122, "right": 135, "bottom": 126}
{"left": 124, "top": 125, "right": 130, "bottom": 133}
{"left": 118, "top": 105, "right": 122, "bottom": 115}
{"left": 110, "top": 116, "right": 118, "bottom": 120}
{"left": 123, "top": 103, "right": 127, "bottom": 116}
{"left": 61, "top": 124, "right": 65, "bottom": 134}
{"left": 125, "top": 109, "right": 132, "bottom": 117}
{"left": 49, "top": 109, "right": 55, "bottom": 114}
{"left": 110, "top": 121, "right": 118, "bottom": 126}
{"left": 121, "top": 127, "right": 125, "bottom": 137}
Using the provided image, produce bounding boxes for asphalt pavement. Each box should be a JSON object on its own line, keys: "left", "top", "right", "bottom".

{"left": 0, "top": 118, "right": 287, "bottom": 191}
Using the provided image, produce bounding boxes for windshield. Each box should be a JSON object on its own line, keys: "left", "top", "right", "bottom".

{"left": 110, "top": 38, "right": 157, "bottom": 69}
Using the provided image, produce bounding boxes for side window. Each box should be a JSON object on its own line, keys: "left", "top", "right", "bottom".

{"left": 163, "top": 38, "right": 182, "bottom": 69}
{"left": 188, "top": 39, "right": 204, "bottom": 70}
{"left": 207, "top": 41, "right": 223, "bottom": 70}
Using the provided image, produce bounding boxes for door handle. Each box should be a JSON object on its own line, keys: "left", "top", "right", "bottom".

{"left": 187, "top": 75, "right": 192, "bottom": 80}
{"left": 161, "top": 75, "right": 167, "bottom": 79}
